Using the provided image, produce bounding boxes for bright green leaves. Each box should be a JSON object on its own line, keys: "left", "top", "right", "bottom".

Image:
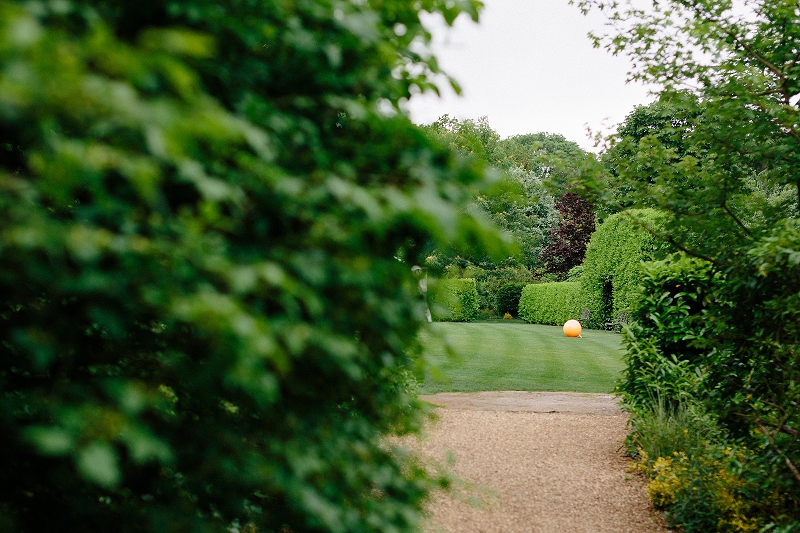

{"left": 0, "top": 0, "right": 505, "bottom": 531}
{"left": 26, "top": 426, "right": 74, "bottom": 456}
{"left": 580, "top": 209, "right": 673, "bottom": 328}
{"left": 76, "top": 442, "right": 120, "bottom": 488}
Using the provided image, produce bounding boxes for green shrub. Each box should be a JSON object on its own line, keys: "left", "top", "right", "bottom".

{"left": 581, "top": 209, "right": 673, "bottom": 328}
{"left": 0, "top": 1, "right": 502, "bottom": 532}
{"left": 620, "top": 239, "right": 800, "bottom": 529}
{"left": 698, "top": 222, "right": 800, "bottom": 525}
{"left": 566, "top": 264, "right": 584, "bottom": 281}
{"left": 475, "top": 263, "right": 536, "bottom": 314}
{"left": 629, "top": 401, "right": 769, "bottom": 533}
{"left": 495, "top": 282, "right": 526, "bottom": 317}
{"left": 618, "top": 253, "right": 717, "bottom": 409}
{"left": 427, "top": 253, "right": 536, "bottom": 313}
{"left": 518, "top": 281, "right": 584, "bottom": 325}
{"left": 430, "top": 278, "right": 480, "bottom": 322}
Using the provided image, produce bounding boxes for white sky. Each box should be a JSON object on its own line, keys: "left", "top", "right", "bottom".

{"left": 405, "top": 0, "right": 657, "bottom": 152}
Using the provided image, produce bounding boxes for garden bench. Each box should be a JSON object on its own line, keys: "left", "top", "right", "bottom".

{"left": 604, "top": 312, "right": 629, "bottom": 332}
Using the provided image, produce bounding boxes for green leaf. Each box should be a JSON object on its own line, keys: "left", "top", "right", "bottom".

{"left": 25, "top": 426, "right": 73, "bottom": 455}
{"left": 77, "top": 442, "right": 120, "bottom": 488}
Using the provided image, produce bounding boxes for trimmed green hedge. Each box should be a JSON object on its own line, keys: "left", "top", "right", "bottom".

{"left": 518, "top": 282, "right": 584, "bottom": 325}
{"left": 581, "top": 209, "right": 673, "bottom": 328}
{"left": 430, "top": 278, "right": 480, "bottom": 322}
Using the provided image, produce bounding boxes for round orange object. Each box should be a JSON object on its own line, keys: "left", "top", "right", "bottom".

{"left": 563, "top": 319, "right": 582, "bottom": 338}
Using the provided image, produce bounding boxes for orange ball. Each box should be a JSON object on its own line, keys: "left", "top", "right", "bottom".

{"left": 563, "top": 319, "right": 582, "bottom": 338}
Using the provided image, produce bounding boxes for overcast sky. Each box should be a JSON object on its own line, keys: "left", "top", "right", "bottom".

{"left": 405, "top": 0, "right": 657, "bottom": 152}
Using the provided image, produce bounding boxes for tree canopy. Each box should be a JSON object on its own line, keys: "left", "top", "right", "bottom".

{"left": 574, "top": 0, "right": 800, "bottom": 262}
{"left": 574, "top": 0, "right": 800, "bottom": 527}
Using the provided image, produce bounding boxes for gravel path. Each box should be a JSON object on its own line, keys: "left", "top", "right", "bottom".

{"left": 411, "top": 392, "right": 668, "bottom": 533}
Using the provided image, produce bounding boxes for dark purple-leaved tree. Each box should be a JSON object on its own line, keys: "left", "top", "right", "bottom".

{"left": 540, "top": 192, "right": 595, "bottom": 277}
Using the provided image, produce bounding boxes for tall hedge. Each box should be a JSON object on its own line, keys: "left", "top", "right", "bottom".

{"left": 518, "top": 282, "right": 584, "bottom": 326}
{"left": 0, "top": 1, "right": 504, "bottom": 532}
{"left": 580, "top": 209, "right": 673, "bottom": 328}
{"left": 430, "top": 278, "right": 480, "bottom": 322}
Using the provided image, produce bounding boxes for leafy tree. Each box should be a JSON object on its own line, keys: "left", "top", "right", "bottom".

{"left": 575, "top": 0, "right": 800, "bottom": 526}
{"left": 574, "top": 0, "right": 800, "bottom": 262}
{"left": 496, "top": 132, "right": 586, "bottom": 196}
{"left": 0, "top": 1, "right": 507, "bottom": 532}
{"left": 422, "top": 116, "right": 559, "bottom": 273}
{"left": 475, "top": 165, "right": 557, "bottom": 270}
{"left": 422, "top": 115, "right": 502, "bottom": 163}
{"left": 540, "top": 192, "right": 595, "bottom": 278}
{"left": 598, "top": 94, "right": 702, "bottom": 217}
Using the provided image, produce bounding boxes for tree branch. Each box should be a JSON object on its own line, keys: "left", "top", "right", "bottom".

{"left": 752, "top": 414, "right": 800, "bottom": 483}
{"left": 620, "top": 210, "right": 724, "bottom": 266}
{"left": 680, "top": 0, "right": 785, "bottom": 80}
{"left": 720, "top": 202, "right": 754, "bottom": 239}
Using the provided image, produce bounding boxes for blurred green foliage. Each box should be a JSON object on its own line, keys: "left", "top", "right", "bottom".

{"left": 0, "top": 0, "right": 510, "bottom": 531}
{"left": 429, "top": 278, "right": 479, "bottom": 322}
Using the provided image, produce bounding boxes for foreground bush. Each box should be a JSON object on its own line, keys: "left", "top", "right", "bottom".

{"left": 621, "top": 244, "right": 800, "bottom": 530}
{"left": 618, "top": 254, "right": 717, "bottom": 408}
{"left": 628, "top": 401, "right": 774, "bottom": 533}
{"left": 0, "top": 1, "right": 503, "bottom": 531}
{"left": 518, "top": 282, "right": 583, "bottom": 326}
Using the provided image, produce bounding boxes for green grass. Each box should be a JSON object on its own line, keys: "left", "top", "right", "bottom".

{"left": 418, "top": 321, "right": 626, "bottom": 394}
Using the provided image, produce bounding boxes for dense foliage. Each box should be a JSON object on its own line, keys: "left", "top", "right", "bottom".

{"left": 618, "top": 252, "right": 800, "bottom": 532}
{"left": 580, "top": 209, "right": 671, "bottom": 329}
{"left": 576, "top": 0, "right": 800, "bottom": 528}
{"left": 518, "top": 282, "right": 583, "bottom": 326}
{"left": 540, "top": 192, "right": 595, "bottom": 278}
{"left": 429, "top": 278, "right": 480, "bottom": 322}
{"left": 421, "top": 118, "right": 592, "bottom": 315}
{"left": 618, "top": 254, "right": 717, "bottom": 407}
{"left": 494, "top": 282, "right": 526, "bottom": 317}
{"left": 421, "top": 117, "right": 561, "bottom": 272}
{"left": 425, "top": 253, "right": 536, "bottom": 315}
{"left": 597, "top": 95, "right": 701, "bottom": 220}
{"left": 0, "top": 1, "right": 508, "bottom": 532}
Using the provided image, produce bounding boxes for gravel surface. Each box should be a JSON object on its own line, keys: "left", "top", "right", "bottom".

{"left": 410, "top": 392, "right": 668, "bottom": 533}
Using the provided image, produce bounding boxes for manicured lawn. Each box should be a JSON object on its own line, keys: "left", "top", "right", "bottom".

{"left": 418, "top": 321, "right": 626, "bottom": 394}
